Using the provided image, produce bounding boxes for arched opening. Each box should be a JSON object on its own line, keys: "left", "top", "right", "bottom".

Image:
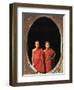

{"left": 27, "top": 17, "right": 61, "bottom": 70}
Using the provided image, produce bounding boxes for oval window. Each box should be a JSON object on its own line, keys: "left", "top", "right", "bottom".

{"left": 27, "top": 17, "right": 61, "bottom": 73}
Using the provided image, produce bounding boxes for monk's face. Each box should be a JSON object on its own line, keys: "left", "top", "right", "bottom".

{"left": 45, "top": 42, "right": 50, "bottom": 49}
{"left": 35, "top": 41, "right": 39, "bottom": 48}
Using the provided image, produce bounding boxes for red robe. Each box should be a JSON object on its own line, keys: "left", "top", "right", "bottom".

{"left": 33, "top": 48, "right": 44, "bottom": 73}
{"left": 44, "top": 48, "right": 55, "bottom": 73}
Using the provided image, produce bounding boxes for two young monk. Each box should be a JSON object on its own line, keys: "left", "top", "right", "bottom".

{"left": 32, "top": 41, "right": 56, "bottom": 73}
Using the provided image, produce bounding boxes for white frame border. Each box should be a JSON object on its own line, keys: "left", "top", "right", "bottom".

{"left": 17, "top": 7, "right": 70, "bottom": 83}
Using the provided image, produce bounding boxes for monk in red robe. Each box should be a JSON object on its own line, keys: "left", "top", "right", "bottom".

{"left": 44, "top": 41, "right": 56, "bottom": 73}
{"left": 32, "top": 41, "right": 44, "bottom": 73}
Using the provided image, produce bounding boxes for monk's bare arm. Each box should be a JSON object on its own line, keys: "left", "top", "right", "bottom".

{"left": 32, "top": 49, "right": 38, "bottom": 73}
{"left": 53, "top": 52, "right": 56, "bottom": 58}
{"left": 51, "top": 51, "right": 56, "bottom": 60}
{"left": 32, "top": 49, "right": 34, "bottom": 66}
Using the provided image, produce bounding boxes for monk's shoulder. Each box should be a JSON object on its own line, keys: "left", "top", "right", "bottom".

{"left": 32, "top": 48, "right": 36, "bottom": 52}
{"left": 50, "top": 48, "right": 55, "bottom": 53}
{"left": 43, "top": 50, "right": 46, "bottom": 52}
